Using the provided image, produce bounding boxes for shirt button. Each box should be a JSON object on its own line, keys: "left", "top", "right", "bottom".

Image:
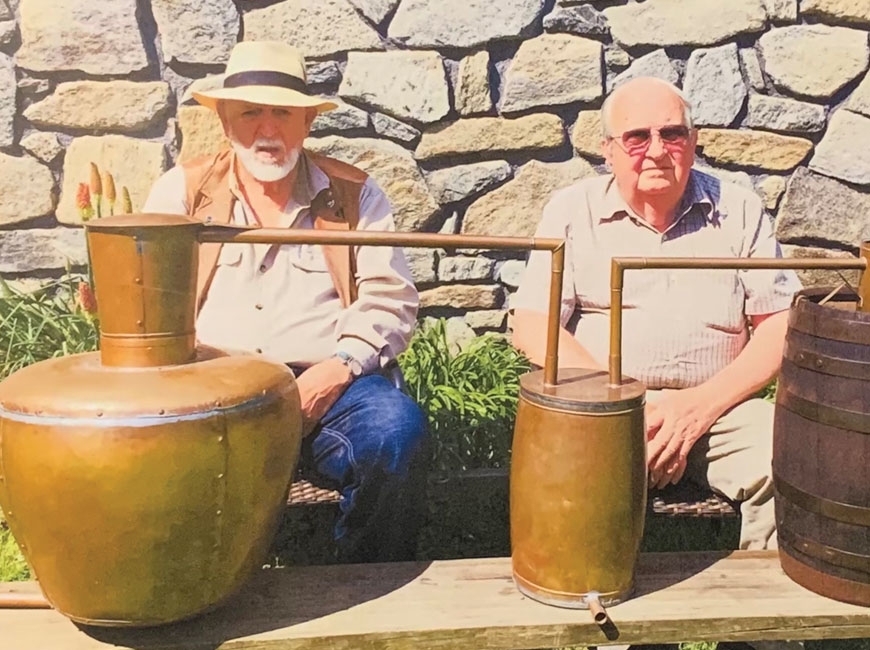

{"left": 255, "top": 303, "right": 263, "bottom": 310}
{"left": 255, "top": 348, "right": 262, "bottom": 354}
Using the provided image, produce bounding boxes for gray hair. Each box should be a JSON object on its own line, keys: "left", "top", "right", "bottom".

{"left": 600, "top": 78, "right": 694, "bottom": 138}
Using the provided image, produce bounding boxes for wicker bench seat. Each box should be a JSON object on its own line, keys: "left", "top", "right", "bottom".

{"left": 286, "top": 471, "right": 738, "bottom": 518}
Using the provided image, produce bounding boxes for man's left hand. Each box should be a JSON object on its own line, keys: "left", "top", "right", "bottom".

{"left": 295, "top": 357, "right": 353, "bottom": 435}
{"left": 645, "top": 386, "right": 721, "bottom": 489}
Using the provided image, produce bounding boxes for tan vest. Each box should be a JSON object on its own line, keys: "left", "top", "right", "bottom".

{"left": 181, "top": 149, "right": 369, "bottom": 310}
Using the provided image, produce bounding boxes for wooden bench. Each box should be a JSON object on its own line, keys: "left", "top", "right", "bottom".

{"left": 4, "top": 550, "right": 869, "bottom": 649}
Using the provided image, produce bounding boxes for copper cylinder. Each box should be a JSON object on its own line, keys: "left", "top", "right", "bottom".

{"left": 88, "top": 214, "right": 200, "bottom": 367}
{"left": 511, "top": 368, "right": 646, "bottom": 608}
{"left": 0, "top": 214, "right": 303, "bottom": 627}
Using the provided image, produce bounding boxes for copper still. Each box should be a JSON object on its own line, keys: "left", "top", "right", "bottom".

{"left": 511, "top": 252, "right": 870, "bottom": 616}
{"left": 511, "top": 369, "right": 646, "bottom": 611}
{"left": 0, "top": 215, "right": 303, "bottom": 626}
{"left": 2, "top": 213, "right": 869, "bottom": 627}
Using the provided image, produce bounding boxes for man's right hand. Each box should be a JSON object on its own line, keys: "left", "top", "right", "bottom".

{"left": 645, "top": 386, "right": 721, "bottom": 489}
{"left": 295, "top": 358, "right": 353, "bottom": 436}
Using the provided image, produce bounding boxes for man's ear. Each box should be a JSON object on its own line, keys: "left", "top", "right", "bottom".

{"left": 304, "top": 107, "right": 318, "bottom": 130}
{"left": 216, "top": 102, "right": 231, "bottom": 138}
{"left": 601, "top": 138, "right": 612, "bottom": 167}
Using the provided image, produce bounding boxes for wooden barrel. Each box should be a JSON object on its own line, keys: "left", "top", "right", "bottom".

{"left": 773, "top": 288, "right": 870, "bottom": 606}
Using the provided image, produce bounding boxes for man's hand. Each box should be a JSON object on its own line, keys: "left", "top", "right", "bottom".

{"left": 295, "top": 357, "right": 353, "bottom": 435}
{"left": 645, "top": 387, "right": 721, "bottom": 489}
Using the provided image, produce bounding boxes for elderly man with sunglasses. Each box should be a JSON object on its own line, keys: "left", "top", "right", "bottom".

{"left": 512, "top": 77, "right": 801, "bottom": 551}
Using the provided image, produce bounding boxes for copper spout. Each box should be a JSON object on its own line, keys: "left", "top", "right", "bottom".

{"left": 585, "top": 591, "right": 609, "bottom": 624}
{"left": 608, "top": 255, "right": 870, "bottom": 386}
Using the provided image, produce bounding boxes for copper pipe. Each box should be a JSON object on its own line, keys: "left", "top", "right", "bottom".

{"left": 859, "top": 242, "right": 870, "bottom": 312}
{"left": 199, "top": 227, "right": 566, "bottom": 386}
{"left": 608, "top": 255, "right": 870, "bottom": 386}
{"left": 585, "top": 591, "right": 609, "bottom": 625}
{"left": 0, "top": 591, "right": 50, "bottom": 608}
{"left": 544, "top": 243, "right": 565, "bottom": 387}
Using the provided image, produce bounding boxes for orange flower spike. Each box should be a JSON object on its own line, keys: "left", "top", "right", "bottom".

{"left": 121, "top": 186, "right": 133, "bottom": 214}
{"left": 75, "top": 183, "right": 90, "bottom": 211}
{"left": 104, "top": 172, "right": 116, "bottom": 216}
{"left": 89, "top": 163, "right": 103, "bottom": 218}
{"left": 76, "top": 281, "right": 98, "bottom": 316}
{"left": 76, "top": 183, "right": 94, "bottom": 222}
{"left": 89, "top": 162, "right": 102, "bottom": 196}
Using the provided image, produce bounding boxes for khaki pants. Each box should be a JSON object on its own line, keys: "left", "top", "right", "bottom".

{"left": 647, "top": 391, "right": 776, "bottom": 550}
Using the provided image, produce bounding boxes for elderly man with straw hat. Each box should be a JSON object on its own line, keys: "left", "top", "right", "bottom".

{"left": 143, "top": 41, "right": 428, "bottom": 563}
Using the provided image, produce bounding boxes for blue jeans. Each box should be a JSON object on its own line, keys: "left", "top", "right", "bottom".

{"left": 299, "top": 374, "right": 429, "bottom": 563}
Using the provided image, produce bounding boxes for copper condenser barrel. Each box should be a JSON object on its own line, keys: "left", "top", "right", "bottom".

{"left": 510, "top": 368, "right": 646, "bottom": 609}
{"left": 0, "top": 215, "right": 303, "bottom": 626}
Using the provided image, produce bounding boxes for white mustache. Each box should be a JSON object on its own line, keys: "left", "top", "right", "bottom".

{"left": 251, "top": 138, "right": 286, "bottom": 154}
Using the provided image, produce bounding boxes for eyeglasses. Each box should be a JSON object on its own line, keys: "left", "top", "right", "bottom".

{"left": 608, "top": 125, "right": 693, "bottom": 155}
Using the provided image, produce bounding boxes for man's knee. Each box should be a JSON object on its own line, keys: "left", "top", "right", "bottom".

{"left": 355, "top": 384, "right": 429, "bottom": 475}
{"left": 702, "top": 398, "right": 775, "bottom": 501}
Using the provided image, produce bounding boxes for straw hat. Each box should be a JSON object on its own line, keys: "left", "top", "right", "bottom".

{"left": 192, "top": 41, "right": 337, "bottom": 113}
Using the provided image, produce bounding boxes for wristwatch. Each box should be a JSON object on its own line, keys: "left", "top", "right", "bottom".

{"left": 335, "top": 350, "right": 363, "bottom": 378}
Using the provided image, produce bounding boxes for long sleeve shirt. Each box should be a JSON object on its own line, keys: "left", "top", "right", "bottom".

{"left": 143, "top": 152, "right": 419, "bottom": 373}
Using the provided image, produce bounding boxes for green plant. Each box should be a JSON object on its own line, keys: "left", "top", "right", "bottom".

{"left": 0, "top": 274, "right": 99, "bottom": 381}
{"left": 0, "top": 273, "right": 99, "bottom": 581}
{"left": 398, "top": 319, "right": 531, "bottom": 472}
{"left": 0, "top": 520, "right": 29, "bottom": 582}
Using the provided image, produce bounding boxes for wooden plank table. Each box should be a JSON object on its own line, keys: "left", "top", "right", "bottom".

{"left": 3, "top": 551, "right": 870, "bottom": 649}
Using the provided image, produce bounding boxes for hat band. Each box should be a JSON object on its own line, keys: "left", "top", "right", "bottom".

{"left": 223, "top": 70, "right": 308, "bottom": 94}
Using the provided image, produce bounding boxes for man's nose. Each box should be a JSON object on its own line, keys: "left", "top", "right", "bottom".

{"left": 645, "top": 132, "right": 667, "bottom": 158}
{"left": 257, "top": 116, "right": 279, "bottom": 137}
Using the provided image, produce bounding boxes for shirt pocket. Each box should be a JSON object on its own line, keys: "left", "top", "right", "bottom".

{"left": 288, "top": 243, "right": 330, "bottom": 274}
{"left": 688, "top": 269, "right": 744, "bottom": 334}
{"left": 217, "top": 244, "right": 243, "bottom": 268}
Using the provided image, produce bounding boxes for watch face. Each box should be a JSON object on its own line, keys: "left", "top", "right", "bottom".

{"left": 338, "top": 352, "right": 362, "bottom": 377}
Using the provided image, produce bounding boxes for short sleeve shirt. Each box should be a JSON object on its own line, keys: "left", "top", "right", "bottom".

{"left": 512, "top": 169, "right": 802, "bottom": 389}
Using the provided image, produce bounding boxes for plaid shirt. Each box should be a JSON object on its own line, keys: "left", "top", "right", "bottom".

{"left": 513, "top": 169, "right": 801, "bottom": 389}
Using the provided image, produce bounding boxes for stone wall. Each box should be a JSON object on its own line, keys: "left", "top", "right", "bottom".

{"left": 2, "top": 0, "right": 870, "bottom": 332}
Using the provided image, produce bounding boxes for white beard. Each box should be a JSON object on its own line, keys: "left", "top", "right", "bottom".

{"left": 232, "top": 137, "right": 300, "bottom": 182}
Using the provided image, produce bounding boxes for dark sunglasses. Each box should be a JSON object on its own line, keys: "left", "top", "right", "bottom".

{"left": 610, "top": 125, "right": 692, "bottom": 155}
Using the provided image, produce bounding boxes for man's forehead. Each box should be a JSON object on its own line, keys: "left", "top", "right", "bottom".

{"left": 608, "top": 85, "right": 687, "bottom": 127}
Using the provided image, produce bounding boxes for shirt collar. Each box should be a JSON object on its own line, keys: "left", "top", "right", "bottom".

{"left": 599, "top": 169, "right": 718, "bottom": 227}
{"left": 228, "top": 149, "right": 331, "bottom": 227}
